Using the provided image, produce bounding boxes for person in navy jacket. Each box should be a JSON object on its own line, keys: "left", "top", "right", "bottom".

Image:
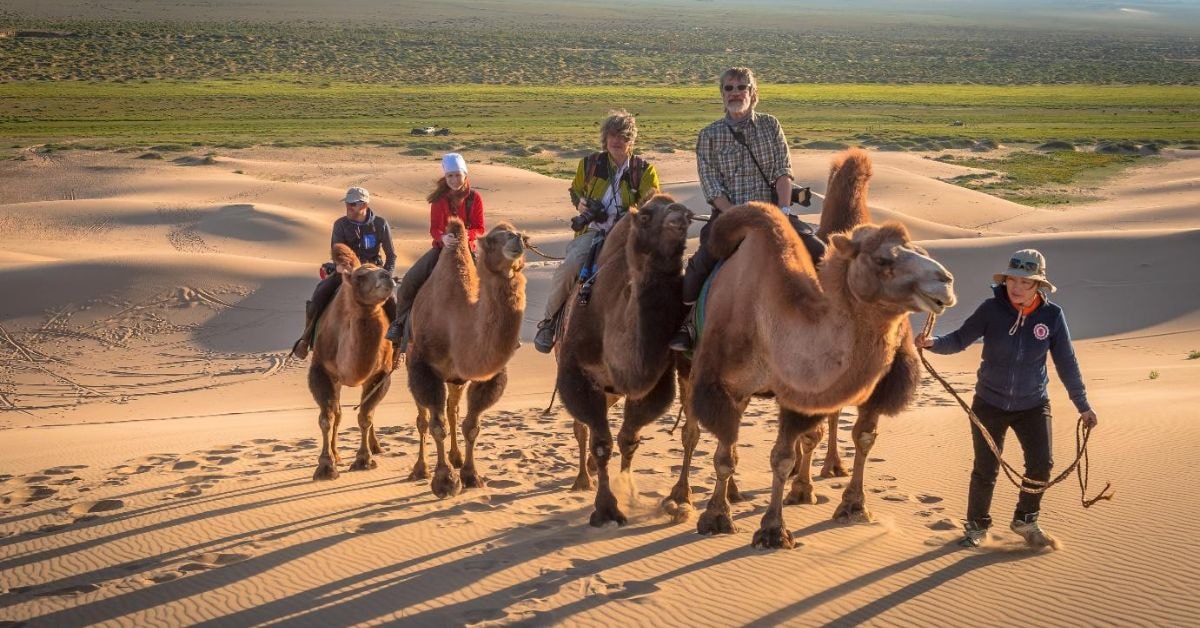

{"left": 917, "top": 248, "right": 1099, "bottom": 549}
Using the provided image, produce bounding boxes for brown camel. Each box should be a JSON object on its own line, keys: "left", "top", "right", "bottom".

{"left": 556, "top": 194, "right": 693, "bottom": 526}
{"left": 685, "top": 152, "right": 955, "bottom": 549}
{"left": 309, "top": 243, "right": 397, "bottom": 481}
{"left": 405, "top": 218, "right": 526, "bottom": 498}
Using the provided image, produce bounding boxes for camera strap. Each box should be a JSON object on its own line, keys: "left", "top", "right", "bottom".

{"left": 728, "top": 123, "right": 777, "bottom": 197}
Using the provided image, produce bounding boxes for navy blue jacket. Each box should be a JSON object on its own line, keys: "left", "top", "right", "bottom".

{"left": 930, "top": 285, "right": 1090, "bottom": 414}
{"left": 331, "top": 208, "right": 396, "bottom": 274}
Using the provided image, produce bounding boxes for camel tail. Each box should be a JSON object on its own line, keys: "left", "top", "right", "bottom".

{"left": 708, "top": 201, "right": 792, "bottom": 260}
{"left": 817, "top": 148, "right": 872, "bottom": 242}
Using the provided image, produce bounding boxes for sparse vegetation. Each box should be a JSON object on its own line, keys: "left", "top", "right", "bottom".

{"left": 939, "top": 151, "right": 1146, "bottom": 206}
{"left": 1187, "top": 350, "right": 1200, "bottom": 360}
{"left": 1150, "top": 370, "right": 1161, "bottom": 380}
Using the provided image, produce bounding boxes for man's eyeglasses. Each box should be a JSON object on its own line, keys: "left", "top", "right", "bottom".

{"left": 1009, "top": 258, "right": 1041, "bottom": 273}
{"left": 723, "top": 84, "right": 750, "bottom": 92}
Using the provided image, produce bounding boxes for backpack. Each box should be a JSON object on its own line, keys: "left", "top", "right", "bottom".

{"left": 582, "top": 152, "right": 650, "bottom": 206}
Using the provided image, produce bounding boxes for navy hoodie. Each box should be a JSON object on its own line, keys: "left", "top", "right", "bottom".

{"left": 331, "top": 208, "right": 396, "bottom": 274}
{"left": 930, "top": 284, "right": 1090, "bottom": 414}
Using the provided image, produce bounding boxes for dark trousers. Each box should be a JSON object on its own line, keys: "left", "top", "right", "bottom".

{"left": 966, "top": 396, "right": 1054, "bottom": 529}
{"left": 681, "top": 210, "right": 827, "bottom": 303}
{"left": 395, "top": 246, "right": 441, "bottom": 326}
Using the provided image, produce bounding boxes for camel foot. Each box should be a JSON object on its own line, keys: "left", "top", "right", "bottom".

{"left": 449, "top": 449, "right": 465, "bottom": 469}
{"left": 819, "top": 463, "right": 848, "bottom": 478}
{"left": 369, "top": 442, "right": 383, "bottom": 455}
{"left": 349, "top": 457, "right": 377, "bottom": 472}
{"left": 589, "top": 491, "right": 627, "bottom": 527}
{"left": 752, "top": 524, "right": 795, "bottom": 549}
{"left": 407, "top": 461, "right": 429, "bottom": 481}
{"left": 461, "top": 468, "right": 487, "bottom": 489}
{"left": 833, "top": 501, "right": 873, "bottom": 523}
{"left": 312, "top": 463, "right": 339, "bottom": 481}
{"left": 662, "top": 482, "right": 692, "bottom": 511}
{"left": 660, "top": 496, "right": 694, "bottom": 524}
{"left": 431, "top": 465, "right": 463, "bottom": 499}
{"left": 570, "top": 473, "right": 594, "bottom": 492}
{"left": 696, "top": 508, "right": 736, "bottom": 536}
{"left": 784, "top": 485, "right": 817, "bottom": 506}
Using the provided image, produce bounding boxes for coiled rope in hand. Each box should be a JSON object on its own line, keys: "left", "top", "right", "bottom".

{"left": 917, "top": 314, "right": 1114, "bottom": 508}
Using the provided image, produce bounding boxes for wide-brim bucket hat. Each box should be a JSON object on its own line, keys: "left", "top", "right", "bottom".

{"left": 993, "top": 248, "right": 1056, "bottom": 292}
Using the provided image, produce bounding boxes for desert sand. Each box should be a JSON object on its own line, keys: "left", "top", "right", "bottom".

{"left": 1, "top": 145, "right": 1198, "bottom": 626}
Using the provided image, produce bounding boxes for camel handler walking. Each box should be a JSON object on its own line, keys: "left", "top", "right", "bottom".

{"left": 534, "top": 109, "right": 660, "bottom": 354}
{"left": 916, "top": 248, "right": 1100, "bottom": 549}
{"left": 291, "top": 186, "right": 397, "bottom": 360}
{"left": 670, "top": 66, "right": 826, "bottom": 352}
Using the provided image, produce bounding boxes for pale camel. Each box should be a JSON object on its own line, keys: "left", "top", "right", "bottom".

{"left": 556, "top": 194, "right": 693, "bottom": 526}
{"left": 685, "top": 152, "right": 955, "bottom": 548}
{"left": 309, "top": 243, "right": 397, "bottom": 481}
{"left": 405, "top": 218, "right": 526, "bottom": 498}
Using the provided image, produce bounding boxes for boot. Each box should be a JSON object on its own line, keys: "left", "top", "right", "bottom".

{"left": 534, "top": 312, "right": 559, "bottom": 354}
{"left": 291, "top": 300, "right": 316, "bottom": 360}
{"left": 669, "top": 306, "right": 696, "bottom": 352}
{"left": 388, "top": 314, "right": 408, "bottom": 370}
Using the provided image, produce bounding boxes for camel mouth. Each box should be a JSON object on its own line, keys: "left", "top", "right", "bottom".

{"left": 914, "top": 289, "right": 952, "bottom": 315}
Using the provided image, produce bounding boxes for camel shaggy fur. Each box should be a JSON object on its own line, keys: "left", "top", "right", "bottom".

{"left": 309, "top": 243, "right": 397, "bottom": 481}
{"left": 556, "top": 194, "right": 692, "bottom": 526}
{"left": 406, "top": 218, "right": 526, "bottom": 498}
{"left": 684, "top": 151, "right": 956, "bottom": 548}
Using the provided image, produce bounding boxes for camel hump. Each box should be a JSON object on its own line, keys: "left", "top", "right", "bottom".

{"left": 708, "top": 201, "right": 791, "bottom": 260}
{"left": 817, "top": 147, "right": 873, "bottom": 241}
{"left": 332, "top": 243, "right": 361, "bottom": 270}
{"left": 445, "top": 217, "right": 467, "bottom": 237}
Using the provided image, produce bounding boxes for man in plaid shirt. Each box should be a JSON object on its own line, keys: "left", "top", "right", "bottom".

{"left": 671, "top": 67, "right": 823, "bottom": 352}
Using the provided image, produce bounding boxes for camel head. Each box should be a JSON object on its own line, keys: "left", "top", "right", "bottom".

{"left": 332, "top": 242, "right": 396, "bottom": 306}
{"left": 829, "top": 222, "right": 956, "bottom": 315}
{"left": 478, "top": 221, "right": 526, "bottom": 278}
{"left": 629, "top": 194, "right": 694, "bottom": 264}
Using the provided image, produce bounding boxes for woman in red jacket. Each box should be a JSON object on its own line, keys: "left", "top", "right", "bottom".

{"left": 386, "top": 153, "right": 485, "bottom": 357}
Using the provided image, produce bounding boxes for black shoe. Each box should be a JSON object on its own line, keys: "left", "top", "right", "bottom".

{"left": 291, "top": 337, "right": 310, "bottom": 360}
{"left": 385, "top": 316, "right": 404, "bottom": 344}
{"left": 534, "top": 318, "right": 556, "bottom": 354}
{"left": 668, "top": 325, "right": 693, "bottom": 352}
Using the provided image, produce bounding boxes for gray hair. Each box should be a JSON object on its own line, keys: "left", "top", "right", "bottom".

{"left": 719, "top": 67, "right": 759, "bottom": 110}
{"left": 599, "top": 109, "right": 638, "bottom": 151}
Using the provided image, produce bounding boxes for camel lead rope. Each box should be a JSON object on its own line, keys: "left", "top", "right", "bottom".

{"left": 918, "top": 314, "right": 1113, "bottom": 508}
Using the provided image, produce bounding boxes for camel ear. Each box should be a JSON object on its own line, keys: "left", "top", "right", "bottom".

{"left": 830, "top": 233, "right": 859, "bottom": 256}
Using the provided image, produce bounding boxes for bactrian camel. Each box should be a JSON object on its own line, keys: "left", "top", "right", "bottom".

{"left": 556, "top": 194, "right": 693, "bottom": 526}
{"left": 685, "top": 151, "right": 956, "bottom": 548}
{"left": 406, "top": 218, "right": 527, "bottom": 498}
{"left": 309, "top": 243, "right": 398, "bottom": 481}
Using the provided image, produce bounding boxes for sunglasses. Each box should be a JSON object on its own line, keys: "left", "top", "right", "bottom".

{"left": 723, "top": 84, "right": 750, "bottom": 92}
{"left": 1008, "top": 258, "right": 1042, "bottom": 273}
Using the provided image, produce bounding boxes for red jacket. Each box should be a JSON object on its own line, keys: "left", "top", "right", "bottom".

{"left": 430, "top": 189, "right": 485, "bottom": 251}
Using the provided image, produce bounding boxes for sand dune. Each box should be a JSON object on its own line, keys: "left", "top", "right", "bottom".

{"left": 2, "top": 146, "right": 1198, "bottom": 626}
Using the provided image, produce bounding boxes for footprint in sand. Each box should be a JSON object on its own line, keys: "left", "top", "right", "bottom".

{"left": 916, "top": 494, "right": 943, "bottom": 504}
{"left": 2, "top": 485, "right": 58, "bottom": 506}
{"left": 925, "top": 518, "right": 959, "bottom": 531}
{"left": 68, "top": 499, "right": 124, "bottom": 516}
{"left": 44, "top": 465, "right": 88, "bottom": 476}
{"left": 487, "top": 479, "right": 522, "bottom": 489}
{"left": 178, "top": 552, "right": 250, "bottom": 571}
{"left": 32, "top": 583, "right": 103, "bottom": 597}
{"left": 172, "top": 459, "right": 201, "bottom": 471}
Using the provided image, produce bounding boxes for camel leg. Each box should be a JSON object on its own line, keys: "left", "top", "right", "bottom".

{"left": 618, "top": 368, "right": 675, "bottom": 473}
{"left": 833, "top": 408, "right": 882, "bottom": 523}
{"left": 408, "top": 405, "right": 430, "bottom": 481}
{"left": 570, "top": 419, "right": 593, "bottom": 491}
{"left": 664, "top": 370, "right": 700, "bottom": 515}
{"left": 408, "top": 359, "right": 460, "bottom": 498}
{"left": 754, "top": 408, "right": 823, "bottom": 549}
{"left": 819, "top": 412, "right": 848, "bottom": 477}
{"left": 785, "top": 418, "right": 825, "bottom": 505}
{"left": 350, "top": 371, "right": 390, "bottom": 471}
{"left": 558, "top": 364, "right": 624, "bottom": 526}
{"left": 694, "top": 378, "right": 747, "bottom": 536}
{"left": 447, "top": 383, "right": 465, "bottom": 469}
{"left": 308, "top": 365, "right": 341, "bottom": 481}
{"left": 461, "top": 369, "right": 507, "bottom": 489}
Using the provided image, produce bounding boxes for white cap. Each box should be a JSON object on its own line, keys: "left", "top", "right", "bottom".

{"left": 441, "top": 153, "right": 468, "bottom": 175}
{"left": 342, "top": 186, "right": 369, "bottom": 204}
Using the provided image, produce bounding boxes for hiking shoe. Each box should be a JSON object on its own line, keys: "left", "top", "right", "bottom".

{"left": 290, "top": 337, "right": 309, "bottom": 361}
{"left": 1010, "top": 515, "right": 1057, "bottom": 548}
{"left": 534, "top": 319, "right": 556, "bottom": 354}
{"left": 668, "top": 322, "right": 693, "bottom": 352}
{"left": 385, "top": 317, "right": 403, "bottom": 345}
{"left": 958, "top": 521, "right": 988, "bottom": 548}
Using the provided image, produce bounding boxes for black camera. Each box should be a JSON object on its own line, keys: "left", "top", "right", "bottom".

{"left": 772, "top": 183, "right": 813, "bottom": 208}
{"left": 570, "top": 197, "right": 608, "bottom": 232}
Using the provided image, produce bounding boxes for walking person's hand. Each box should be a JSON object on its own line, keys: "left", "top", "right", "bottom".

{"left": 914, "top": 333, "right": 934, "bottom": 349}
{"left": 1080, "top": 409, "right": 1098, "bottom": 429}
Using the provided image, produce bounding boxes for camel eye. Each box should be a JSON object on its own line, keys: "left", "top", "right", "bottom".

{"left": 874, "top": 256, "right": 894, "bottom": 268}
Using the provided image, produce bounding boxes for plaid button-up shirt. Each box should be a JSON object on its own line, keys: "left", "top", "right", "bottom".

{"left": 696, "top": 111, "right": 792, "bottom": 206}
